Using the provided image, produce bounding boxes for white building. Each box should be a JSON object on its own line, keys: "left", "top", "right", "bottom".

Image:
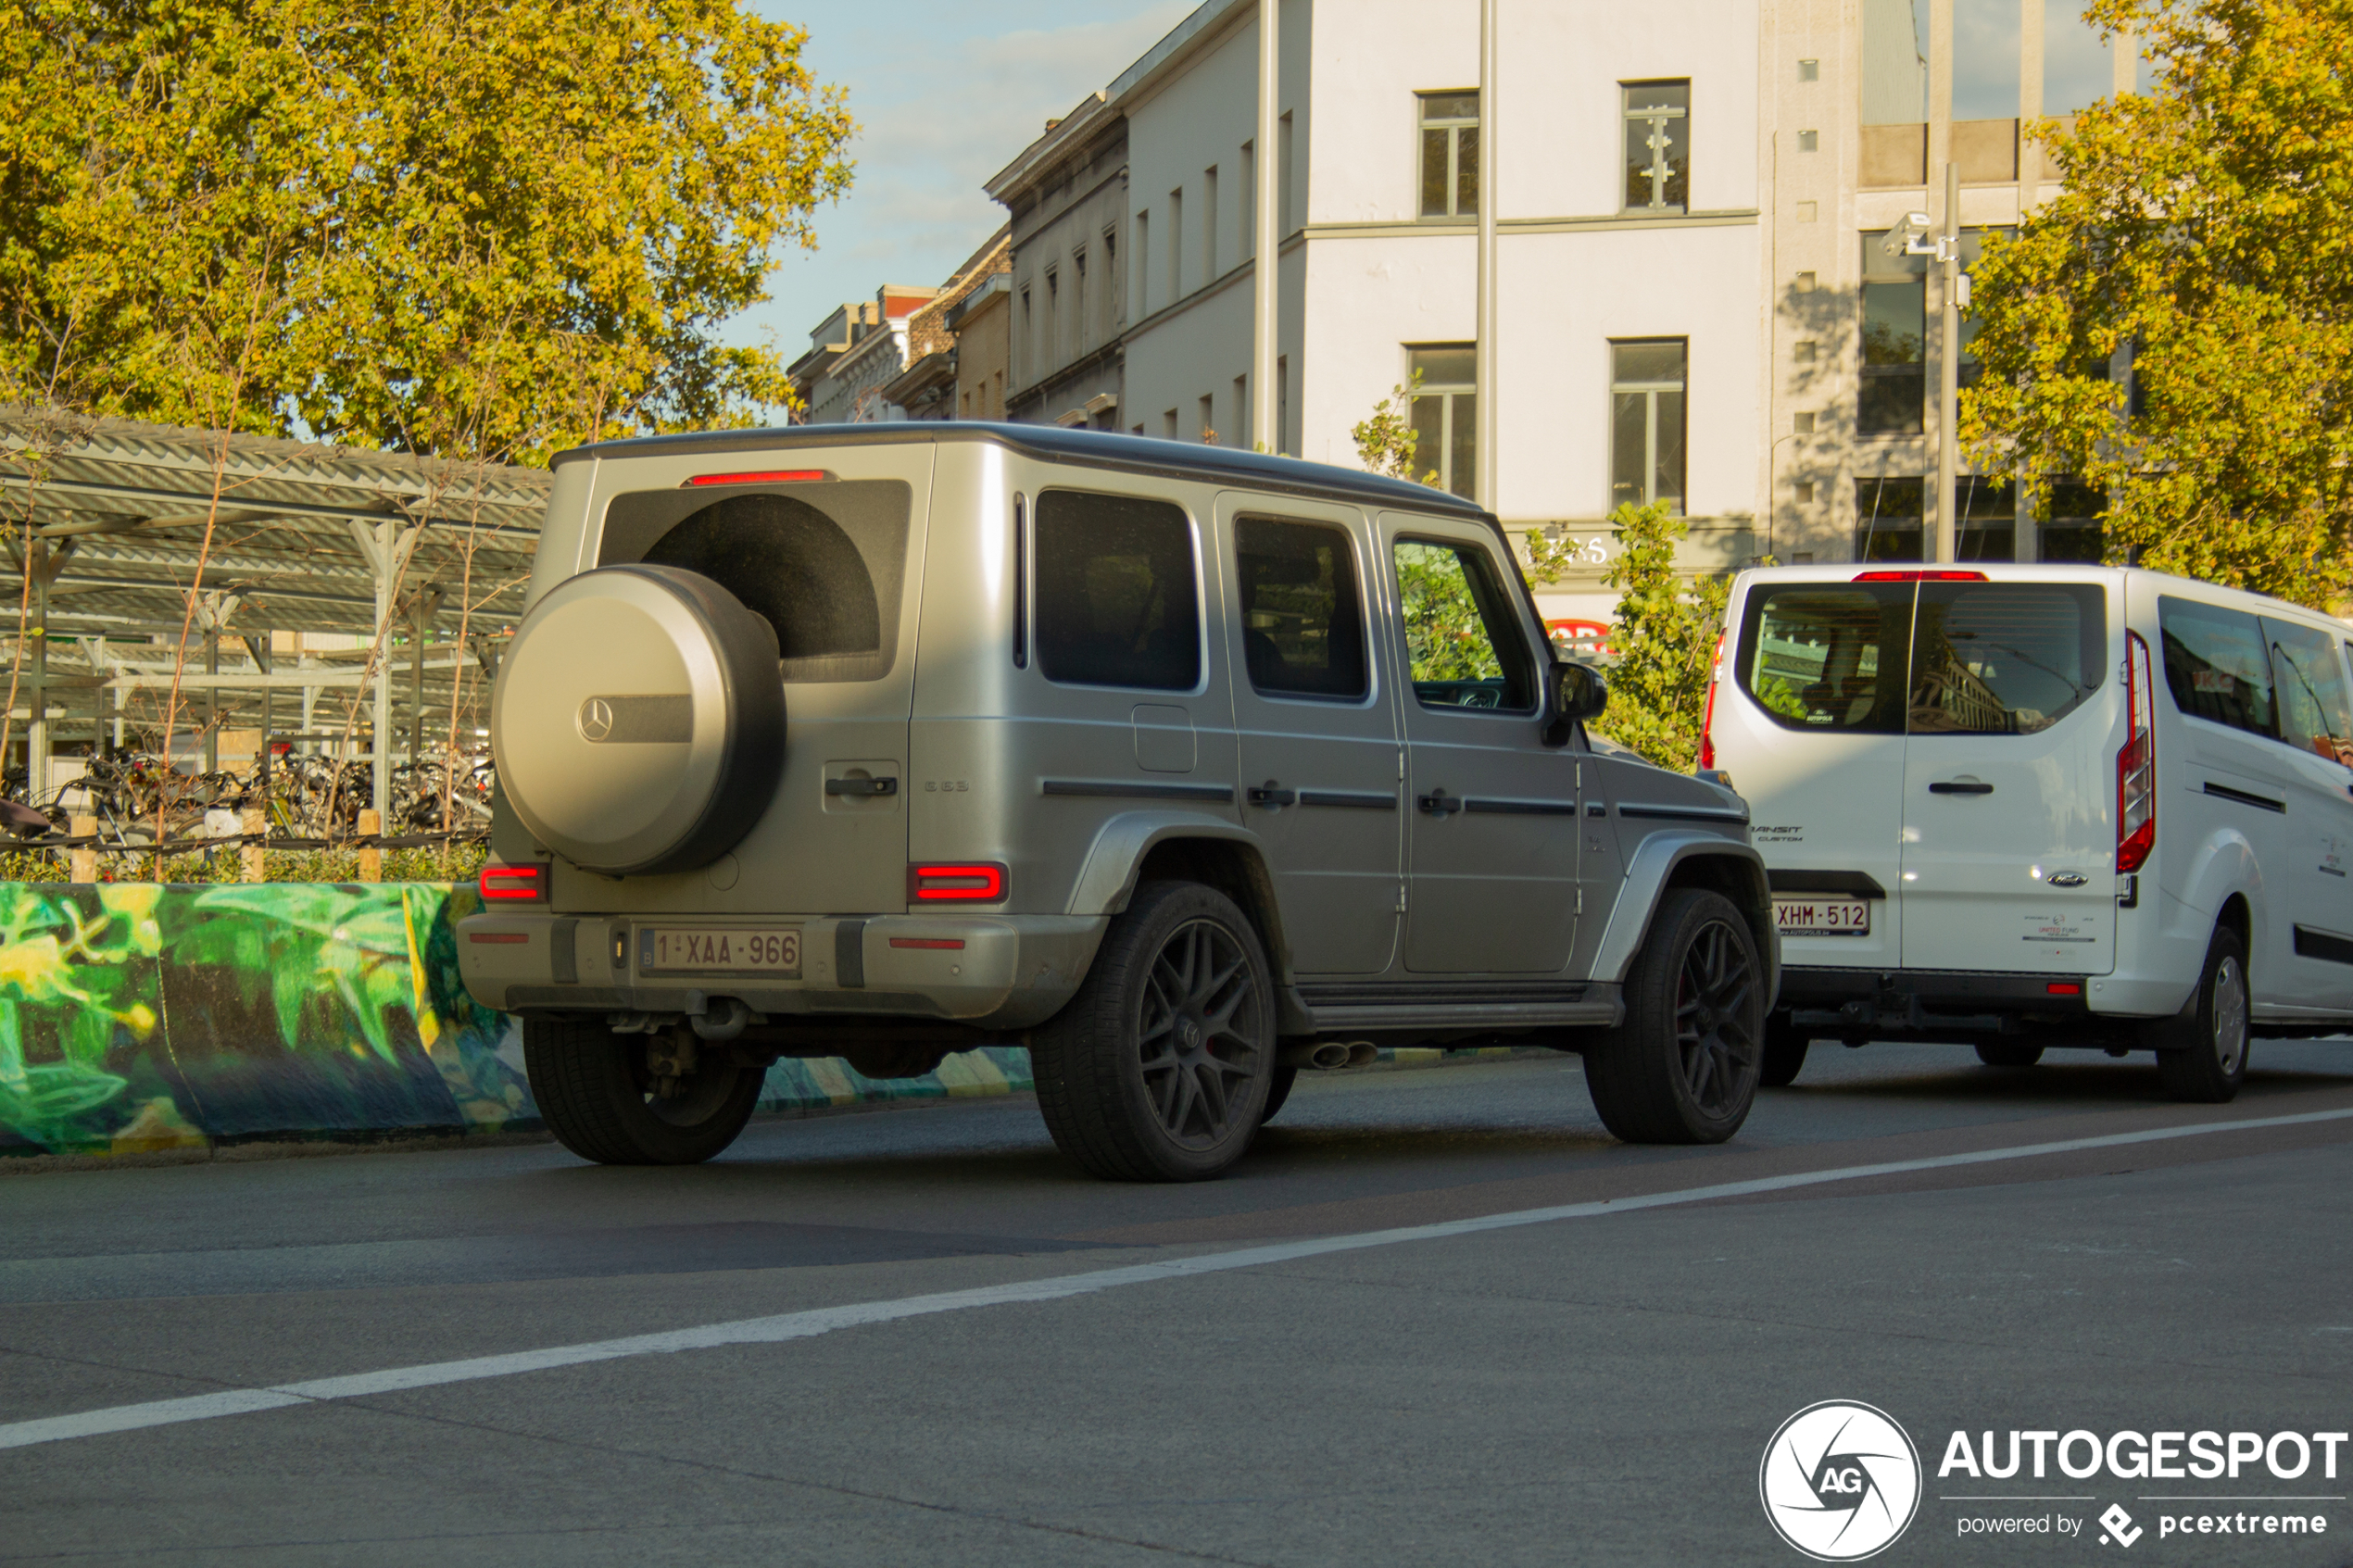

{"left": 788, "top": 286, "right": 940, "bottom": 425}
{"left": 1000, "top": 0, "right": 2144, "bottom": 628}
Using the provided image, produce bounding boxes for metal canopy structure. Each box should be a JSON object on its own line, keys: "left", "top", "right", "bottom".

{"left": 1, "top": 411, "right": 548, "bottom": 810}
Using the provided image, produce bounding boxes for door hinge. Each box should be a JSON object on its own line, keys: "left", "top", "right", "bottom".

{"left": 1576, "top": 887, "right": 1584, "bottom": 915}
{"left": 1397, "top": 749, "right": 1406, "bottom": 782}
{"left": 1396, "top": 883, "right": 1407, "bottom": 913}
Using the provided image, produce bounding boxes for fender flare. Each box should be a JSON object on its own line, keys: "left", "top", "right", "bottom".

{"left": 1592, "top": 832, "right": 1779, "bottom": 1000}
{"left": 1066, "top": 809, "right": 1274, "bottom": 919}
{"left": 2164, "top": 825, "right": 2266, "bottom": 988}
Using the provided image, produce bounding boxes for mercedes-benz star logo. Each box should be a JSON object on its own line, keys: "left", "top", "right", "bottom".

{"left": 1759, "top": 1400, "right": 1921, "bottom": 1562}
{"left": 577, "top": 696, "right": 614, "bottom": 743}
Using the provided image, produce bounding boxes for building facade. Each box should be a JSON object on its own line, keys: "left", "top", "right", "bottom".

{"left": 988, "top": 94, "right": 1132, "bottom": 430}
{"left": 788, "top": 286, "right": 938, "bottom": 425}
{"left": 882, "top": 228, "right": 1013, "bottom": 420}
{"left": 995, "top": 0, "right": 2141, "bottom": 625}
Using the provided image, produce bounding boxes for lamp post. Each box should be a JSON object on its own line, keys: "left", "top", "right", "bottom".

{"left": 1881, "top": 161, "right": 1963, "bottom": 563}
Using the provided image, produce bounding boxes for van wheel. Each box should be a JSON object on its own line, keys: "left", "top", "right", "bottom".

{"left": 1975, "top": 1040, "right": 2045, "bottom": 1069}
{"left": 1031, "top": 881, "right": 1275, "bottom": 1181}
{"left": 2149, "top": 926, "right": 2251, "bottom": 1103}
{"left": 1584, "top": 888, "right": 1763, "bottom": 1144}
{"left": 523, "top": 1017, "right": 764, "bottom": 1165}
{"left": 1760, "top": 1015, "right": 1810, "bottom": 1087}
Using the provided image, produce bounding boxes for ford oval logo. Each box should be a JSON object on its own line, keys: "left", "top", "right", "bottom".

{"left": 577, "top": 696, "right": 614, "bottom": 742}
{"left": 2047, "top": 871, "right": 2088, "bottom": 887}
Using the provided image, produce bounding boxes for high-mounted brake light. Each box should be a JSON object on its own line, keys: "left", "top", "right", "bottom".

{"left": 907, "top": 863, "right": 1007, "bottom": 902}
{"left": 1852, "top": 570, "right": 1989, "bottom": 583}
{"left": 479, "top": 862, "right": 547, "bottom": 902}
{"left": 2117, "top": 630, "right": 2157, "bottom": 872}
{"left": 682, "top": 470, "right": 829, "bottom": 487}
{"left": 1697, "top": 632, "right": 1726, "bottom": 771}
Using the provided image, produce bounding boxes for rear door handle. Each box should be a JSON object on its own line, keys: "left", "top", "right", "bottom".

{"left": 1246, "top": 781, "right": 1297, "bottom": 809}
{"left": 824, "top": 776, "right": 899, "bottom": 797}
{"left": 1928, "top": 780, "right": 1994, "bottom": 796}
{"left": 1416, "top": 788, "right": 1463, "bottom": 817}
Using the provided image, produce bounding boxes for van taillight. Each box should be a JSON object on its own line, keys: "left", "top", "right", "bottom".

{"left": 480, "top": 862, "right": 547, "bottom": 901}
{"left": 2117, "top": 631, "right": 2157, "bottom": 872}
{"left": 908, "top": 863, "right": 1007, "bottom": 902}
{"left": 1697, "top": 633, "right": 1725, "bottom": 771}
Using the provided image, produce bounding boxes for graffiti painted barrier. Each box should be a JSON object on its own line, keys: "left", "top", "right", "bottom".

{"left": 0, "top": 882, "right": 1035, "bottom": 1159}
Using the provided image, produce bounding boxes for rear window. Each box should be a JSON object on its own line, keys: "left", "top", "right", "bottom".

{"left": 1236, "top": 516, "right": 1368, "bottom": 701}
{"left": 1735, "top": 583, "right": 1913, "bottom": 734}
{"left": 2159, "top": 596, "right": 2273, "bottom": 737}
{"left": 1908, "top": 582, "right": 2105, "bottom": 734}
{"left": 1035, "top": 490, "right": 1201, "bottom": 691}
{"left": 598, "top": 480, "right": 911, "bottom": 684}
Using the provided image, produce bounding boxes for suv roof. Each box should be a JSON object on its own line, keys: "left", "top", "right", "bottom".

{"left": 550, "top": 421, "right": 1495, "bottom": 524}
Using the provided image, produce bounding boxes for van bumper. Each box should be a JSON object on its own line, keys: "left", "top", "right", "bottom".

{"left": 456, "top": 909, "right": 1109, "bottom": 1032}
{"left": 1780, "top": 965, "right": 2101, "bottom": 1039}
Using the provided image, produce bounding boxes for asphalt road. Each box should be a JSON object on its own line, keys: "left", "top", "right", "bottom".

{"left": 6, "top": 1039, "right": 2353, "bottom": 1568}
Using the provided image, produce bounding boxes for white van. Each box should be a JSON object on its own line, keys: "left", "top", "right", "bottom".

{"left": 1706, "top": 563, "right": 2353, "bottom": 1101}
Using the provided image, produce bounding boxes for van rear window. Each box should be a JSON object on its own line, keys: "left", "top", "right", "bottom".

{"left": 598, "top": 481, "right": 911, "bottom": 684}
{"left": 1908, "top": 582, "right": 2104, "bottom": 734}
{"left": 1035, "top": 490, "right": 1202, "bottom": 691}
{"left": 1735, "top": 583, "right": 1913, "bottom": 734}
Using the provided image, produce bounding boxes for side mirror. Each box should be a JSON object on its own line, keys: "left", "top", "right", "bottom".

{"left": 1541, "top": 659, "right": 1607, "bottom": 746}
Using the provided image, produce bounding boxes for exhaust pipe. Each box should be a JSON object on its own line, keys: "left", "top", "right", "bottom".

{"left": 1277, "top": 1039, "right": 1379, "bottom": 1071}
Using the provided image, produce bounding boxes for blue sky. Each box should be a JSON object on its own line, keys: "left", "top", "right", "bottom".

{"left": 733, "top": 1, "right": 1197, "bottom": 356}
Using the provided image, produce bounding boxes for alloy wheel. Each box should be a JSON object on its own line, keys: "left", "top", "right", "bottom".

{"left": 1676, "top": 919, "right": 1759, "bottom": 1116}
{"left": 1137, "top": 918, "right": 1265, "bottom": 1146}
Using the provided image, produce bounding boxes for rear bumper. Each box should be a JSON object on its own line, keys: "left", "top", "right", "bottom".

{"left": 1779, "top": 965, "right": 2107, "bottom": 1040}
{"left": 457, "top": 909, "right": 1108, "bottom": 1032}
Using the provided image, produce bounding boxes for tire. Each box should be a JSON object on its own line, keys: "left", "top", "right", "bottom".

{"left": 1030, "top": 881, "right": 1276, "bottom": 1181}
{"left": 1760, "top": 1014, "right": 1810, "bottom": 1087}
{"left": 1975, "top": 1039, "right": 2045, "bottom": 1069}
{"left": 1258, "top": 1064, "right": 1299, "bottom": 1126}
{"left": 2148, "top": 925, "right": 2251, "bottom": 1104}
{"left": 524, "top": 1016, "right": 763, "bottom": 1165}
{"left": 1584, "top": 888, "right": 1764, "bottom": 1144}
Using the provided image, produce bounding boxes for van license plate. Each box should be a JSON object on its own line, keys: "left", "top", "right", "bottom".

{"left": 1772, "top": 897, "right": 1870, "bottom": 935}
{"left": 638, "top": 927, "right": 801, "bottom": 975}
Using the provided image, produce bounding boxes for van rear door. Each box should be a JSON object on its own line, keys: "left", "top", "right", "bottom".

{"left": 1725, "top": 577, "right": 1915, "bottom": 968}
{"left": 1898, "top": 576, "right": 2116, "bottom": 974}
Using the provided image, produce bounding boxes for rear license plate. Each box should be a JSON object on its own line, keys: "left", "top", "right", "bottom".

{"left": 1773, "top": 897, "right": 1870, "bottom": 935}
{"left": 637, "top": 926, "right": 801, "bottom": 975}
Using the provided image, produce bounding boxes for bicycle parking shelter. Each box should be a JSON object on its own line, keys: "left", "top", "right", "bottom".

{"left": 1, "top": 412, "right": 547, "bottom": 817}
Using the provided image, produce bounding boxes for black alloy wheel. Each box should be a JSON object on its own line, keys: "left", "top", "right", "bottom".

{"left": 1030, "top": 881, "right": 1275, "bottom": 1181}
{"left": 1584, "top": 887, "right": 1765, "bottom": 1144}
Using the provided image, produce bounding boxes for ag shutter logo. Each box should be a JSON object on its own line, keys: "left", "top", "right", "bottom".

{"left": 2099, "top": 1504, "right": 2144, "bottom": 1547}
{"left": 1760, "top": 1400, "right": 1923, "bottom": 1561}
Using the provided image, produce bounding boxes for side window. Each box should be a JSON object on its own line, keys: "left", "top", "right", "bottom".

{"left": 2264, "top": 618, "right": 2353, "bottom": 766}
{"left": 1035, "top": 490, "right": 1201, "bottom": 691}
{"left": 2158, "top": 596, "right": 2274, "bottom": 737}
{"left": 598, "top": 481, "right": 912, "bottom": 684}
{"left": 1909, "top": 582, "right": 2105, "bottom": 734}
{"left": 1236, "top": 517, "right": 1368, "bottom": 701}
{"left": 1735, "top": 583, "right": 1913, "bottom": 734}
{"left": 1392, "top": 538, "right": 1535, "bottom": 711}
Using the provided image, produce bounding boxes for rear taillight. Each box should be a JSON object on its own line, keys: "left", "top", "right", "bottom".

{"left": 907, "top": 862, "right": 1007, "bottom": 902}
{"left": 1697, "top": 633, "right": 1725, "bottom": 771}
{"left": 480, "top": 862, "right": 547, "bottom": 901}
{"left": 2117, "top": 631, "right": 2157, "bottom": 872}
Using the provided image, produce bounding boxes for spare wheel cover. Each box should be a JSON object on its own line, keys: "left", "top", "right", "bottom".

{"left": 493, "top": 564, "right": 783, "bottom": 875}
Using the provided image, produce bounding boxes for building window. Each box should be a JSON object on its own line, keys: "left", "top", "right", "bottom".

{"left": 1199, "top": 393, "right": 1214, "bottom": 443}
{"left": 1405, "top": 344, "right": 1477, "bottom": 499}
{"left": 1072, "top": 249, "right": 1088, "bottom": 355}
{"left": 1796, "top": 129, "right": 1818, "bottom": 152}
{"left": 1167, "top": 188, "right": 1184, "bottom": 300}
{"left": 1134, "top": 211, "right": 1149, "bottom": 316}
{"left": 1860, "top": 231, "right": 1926, "bottom": 434}
{"left": 1863, "top": 0, "right": 1929, "bottom": 124}
{"left": 1102, "top": 228, "right": 1118, "bottom": 329}
{"left": 1956, "top": 474, "right": 2016, "bottom": 561}
{"left": 1043, "top": 270, "right": 1059, "bottom": 368}
{"left": 1418, "top": 92, "right": 1479, "bottom": 219}
{"left": 1239, "top": 141, "right": 1255, "bottom": 257}
{"left": 1164, "top": 408, "right": 1178, "bottom": 439}
{"left": 1856, "top": 476, "right": 1925, "bottom": 561}
{"left": 1956, "top": 0, "right": 2021, "bottom": 119}
{"left": 1609, "top": 339, "right": 1687, "bottom": 514}
{"left": 1622, "top": 82, "right": 1691, "bottom": 213}
{"left": 1233, "top": 374, "right": 1249, "bottom": 447}
{"left": 2041, "top": 479, "right": 2106, "bottom": 563}
{"left": 1799, "top": 57, "right": 1819, "bottom": 82}
{"left": 1019, "top": 287, "right": 1032, "bottom": 381}
{"left": 1203, "top": 165, "right": 1219, "bottom": 281}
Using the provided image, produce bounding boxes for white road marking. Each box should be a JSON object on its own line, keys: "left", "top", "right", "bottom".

{"left": 6, "top": 1105, "right": 2349, "bottom": 1452}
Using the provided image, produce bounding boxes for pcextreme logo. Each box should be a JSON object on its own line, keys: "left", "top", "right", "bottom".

{"left": 1760, "top": 1400, "right": 1924, "bottom": 1562}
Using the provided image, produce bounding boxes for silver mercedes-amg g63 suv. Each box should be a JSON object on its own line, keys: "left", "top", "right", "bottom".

{"left": 459, "top": 425, "right": 1775, "bottom": 1180}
